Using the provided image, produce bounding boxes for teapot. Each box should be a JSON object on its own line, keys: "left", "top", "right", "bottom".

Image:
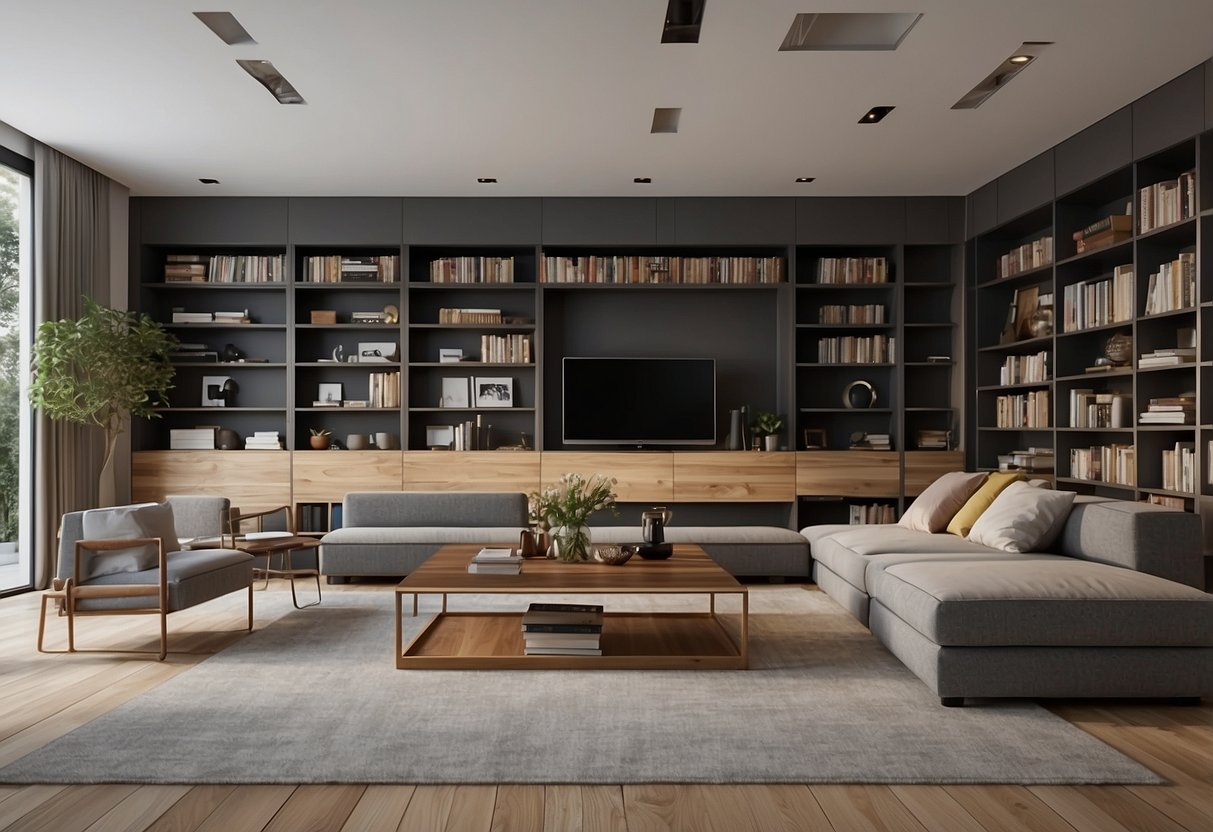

{"left": 641, "top": 506, "right": 673, "bottom": 544}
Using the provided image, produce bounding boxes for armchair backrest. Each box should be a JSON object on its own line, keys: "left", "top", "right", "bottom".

{"left": 164, "top": 495, "right": 232, "bottom": 539}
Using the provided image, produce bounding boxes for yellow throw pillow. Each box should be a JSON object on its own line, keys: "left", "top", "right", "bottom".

{"left": 945, "top": 471, "right": 1025, "bottom": 537}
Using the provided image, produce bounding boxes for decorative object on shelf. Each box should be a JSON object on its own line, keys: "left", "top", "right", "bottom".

{"left": 317, "top": 382, "right": 343, "bottom": 406}
{"left": 350, "top": 310, "right": 388, "bottom": 324}
{"left": 382, "top": 304, "right": 399, "bottom": 324}
{"left": 373, "top": 432, "right": 399, "bottom": 450}
{"left": 473, "top": 376, "right": 513, "bottom": 408}
{"left": 518, "top": 529, "right": 540, "bottom": 558}
{"left": 529, "top": 473, "right": 618, "bottom": 563}
{"left": 439, "top": 348, "right": 463, "bottom": 363}
{"left": 215, "top": 428, "right": 242, "bottom": 450}
{"left": 220, "top": 343, "right": 245, "bottom": 362}
{"left": 740, "top": 405, "right": 750, "bottom": 449}
{"left": 803, "top": 428, "right": 826, "bottom": 450}
{"left": 752, "top": 411, "right": 784, "bottom": 451}
{"left": 346, "top": 434, "right": 370, "bottom": 451}
{"left": 202, "top": 376, "right": 237, "bottom": 407}
{"left": 726, "top": 409, "right": 744, "bottom": 450}
{"left": 1104, "top": 332, "right": 1132, "bottom": 366}
{"left": 440, "top": 377, "right": 470, "bottom": 408}
{"left": 31, "top": 298, "right": 178, "bottom": 505}
{"left": 1027, "top": 293, "right": 1053, "bottom": 338}
{"left": 425, "top": 425, "right": 454, "bottom": 449}
{"left": 310, "top": 310, "right": 337, "bottom": 325}
{"left": 641, "top": 506, "right": 673, "bottom": 544}
{"left": 843, "top": 380, "right": 876, "bottom": 409}
{"left": 357, "top": 341, "right": 398, "bottom": 363}
{"left": 308, "top": 428, "right": 331, "bottom": 450}
{"left": 331, "top": 345, "right": 344, "bottom": 363}
{"left": 593, "top": 544, "right": 633, "bottom": 566}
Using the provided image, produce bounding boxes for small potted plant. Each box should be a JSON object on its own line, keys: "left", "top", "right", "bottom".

{"left": 528, "top": 473, "right": 619, "bottom": 562}
{"left": 308, "top": 428, "right": 331, "bottom": 450}
{"left": 752, "top": 411, "right": 784, "bottom": 451}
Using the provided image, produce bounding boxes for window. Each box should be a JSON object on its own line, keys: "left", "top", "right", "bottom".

{"left": 0, "top": 147, "right": 32, "bottom": 594}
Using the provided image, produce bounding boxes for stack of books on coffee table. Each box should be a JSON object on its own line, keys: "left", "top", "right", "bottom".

{"left": 522, "top": 602, "right": 603, "bottom": 656}
{"left": 467, "top": 547, "right": 522, "bottom": 575}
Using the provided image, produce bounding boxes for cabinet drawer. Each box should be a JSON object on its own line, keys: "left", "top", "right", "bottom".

{"left": 796, "top": 451, "right": 900, "bottom": 497}
{"left": 673, "top": 452, "right": 795, "bottom": 502}
{"left": 540, "top": 452, "right": 674, "bottom": 503}
{"left": 903, "top": 451, "right": 965, "bottom": 496}
{"left": 403, "top": 451, "right": 540, "bottom": 493}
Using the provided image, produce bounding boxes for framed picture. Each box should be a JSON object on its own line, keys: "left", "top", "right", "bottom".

{"left": 425, "top": 425, "right": 454, "bottom": 449}
{"left": 356, "top": 341, "right": 398, "bottom": 363}
{"left": 201, "top": 376, "right": 232, "bottom": 407}
{"left": 440, "top": 377, "right": 470, "bottom": 408}
{"left": 473, "top": 377, "right": 513, "bottom": 408}
{"left": 317, "top": 382, "right": 343, "bottom": 405}
{"left": 802, "top": 428, "right": 826, "bottom": 450}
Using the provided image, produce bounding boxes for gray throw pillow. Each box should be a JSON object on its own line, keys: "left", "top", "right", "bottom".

{"left": 78, "top": 502, "right": 179, "bottom": 580}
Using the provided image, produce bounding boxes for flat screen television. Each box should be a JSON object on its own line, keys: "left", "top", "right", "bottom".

{"left": 562, "top": 357, "right": 716, "bottom": 446}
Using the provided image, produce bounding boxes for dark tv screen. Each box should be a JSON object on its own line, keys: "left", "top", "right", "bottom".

{"left": 563, "top": 357, "right": 716, "bottom": 446}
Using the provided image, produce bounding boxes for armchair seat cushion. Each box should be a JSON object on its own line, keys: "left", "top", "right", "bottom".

{"left": 75, "top": 549, "right": 254, "bottom": 612}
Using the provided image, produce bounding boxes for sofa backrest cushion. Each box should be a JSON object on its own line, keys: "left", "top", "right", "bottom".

{"left": 899, "top": 471, "right": 988, "bottom": 533}
{"left": 966, "top": 481, "right": 1076, "bottom": 553}
{"left": 1056, "top": 499, "right": 1204, "bottom": 588}
{"left": 76, "top": 502, "right": 179, "bottom": 580}
{"left": 343, "top": 491, "right": 528, "bottom": 528}
{"left": 945, "top": 471, "right": 1025, "bottom": 537}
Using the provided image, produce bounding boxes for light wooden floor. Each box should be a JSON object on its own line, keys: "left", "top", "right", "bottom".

{"left": 0, "top": 583, "right": 1210, "bottom": 832}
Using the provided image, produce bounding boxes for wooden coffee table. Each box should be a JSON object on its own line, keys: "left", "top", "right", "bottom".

{"left": 395, "top": 543, "right": 748, "bottom": 670}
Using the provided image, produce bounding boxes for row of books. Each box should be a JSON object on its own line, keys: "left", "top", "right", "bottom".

{"left": 467, "top": 546, "right": 522, "bottom": 575}
{"left": 164, "top": 254, "right": 285, "bottom": 284}
{"left": 303, "top": 255, "right": 399, "bottom": 283}
{"left": 1000, "top": 351, "right": 1049, "bottom": 385}
{"left": 430, "top": 256, "right": 515, "bottom": 284}
{"left": 1069, "top": 444, "right": 1135, "bottom": 486}
{"left": 915, "top": 429, "right": 950, "bottom": 450}
{"left": 814, "top": 256, "right": 888, "bottom": 285}
{"left": 1139, "top": 395, "right": 1195, "bottom": 425}
{"left": 1138, "top": 170, "right": 1196, "bottom": 234}
{"left": 1142, "top": 251, "right": 1196, "bottom": 316}
{"left": 522, "top": 603, "right": 603, "bottom": 656}
{"left": 1072, "top": 214, "right": 1132, "bottom": 254}
{"left": 437, "top": 307, "right": 504, "bottom": 325}
{"left": 170, "top": 309, "right": 251, "bottom": 324}
{"left": 998, "top": 448, "right": 1054, "bottom": 472}
{"left": 367, "top": 371, "right": 401, "bottom": 408}
{"left": 1139, "top": 347, "right": 1195, "bottom": 369}
{"left": 995, "top": 390, "right": 1049, "bottom": 429}
{"left": 480, "top": 334, "right": 532, "bottom": 364}
{"left": 1160, "top": 441, "right": 1196, "bottom": 493}
{"left": 815, "top": 335, "right": 894, "bottom": 364}
{"left": 297, "top": 503, "right": 341, "bottom": 534}
{"left": 540, "top": 255, "right": 786, "bottom": 285}
{"left": 995, "top": 235, "right": 1053, "bottom": 279}
{"left": 850, "top": 433, "right": 891, "bottom": 450}
{"left": 1061, "top": 265, "right": 1133, "bottom": 333}
{"left": 817, "top": 304, "right": 886, "bottom": 324}
{"left": 848, "top": 504, "right": 895, "bottom": 525}
{"left": 1069, "top": 390, "right": 1131, "bottom": 429}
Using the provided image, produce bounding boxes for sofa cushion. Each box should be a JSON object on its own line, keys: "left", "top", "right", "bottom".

{"left": 799, "top": 524, "right": 856, "bottom": 549}
{"left": 80, "top": 502, "right": 179, "bottom": 580}
{"left": 870, "top": 559, "right": 1213, "bottom": 647}
{"left": 899, "top": 471, "right": 988, "bottom": 533}
{"left": 321, "top": 526, "right": 527, "bottom": 545}
{"left": 343, "top": 492, "right": 528, "bottom": 528}
{"left": 967, "top": 481, "right": 1076, "bottom": 553}
{"left": 946, "top": 471, "right": 1025, "bottom": 537}
{"left": 1056, "top": 499, "right": 1205, "bottom": 588}
{"left": 589, "top": 526, "right": 806, "bottom": 545}
{"left": 809, "top": 527, "right": 996, "bottom": 591}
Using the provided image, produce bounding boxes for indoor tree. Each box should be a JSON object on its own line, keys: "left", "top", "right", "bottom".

{"left": 30, "top": 298, "right": 177, "bottom": 505}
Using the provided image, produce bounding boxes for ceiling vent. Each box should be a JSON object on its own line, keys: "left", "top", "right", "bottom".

{"left": 952, "top": 42, "right": 1051, "bottom": 109}
{"left": 662, "top": 0, "right": 706, "bottom": 43}
{"left": 237, "top": 59, "right": 305, "bottom": 104}
{"left": 651, "top": 108, "right": 682, "bottom": 134}
{"left": 779, "top": 13, "right": 922, "bottom": 51}
{"left": 193, "top": 11, "right": 256, "bottom": 45}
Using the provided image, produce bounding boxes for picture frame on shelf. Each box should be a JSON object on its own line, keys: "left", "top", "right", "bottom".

{"left": 425, "top": 425, "right": 454, "bottom": 449}
{"left": 357, "top": 341, "right": 398, "bottom": 363}
{"left": 201, "top": 376, "right": 232, "bottom": 407}
{"left": 317, "top": 382, "right": 343, "bottom": 405}
{"left": 473, "top": 377, "right": 513, "bottom": 408}
{"left": 440, "top": 377, "right": 470, "bottom": 408}
{"left": 802, "top": 428, "right": 827, "bottom": 450}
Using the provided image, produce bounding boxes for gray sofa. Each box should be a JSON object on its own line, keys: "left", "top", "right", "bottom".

{"left": 319, "top": 491, "right": 529, "bottom": 580}
{"left": 805, "top": 497, "right": 1213, "bottom": 705}
{"left": 589, "top": 526, "right": 809, "bottom": 577}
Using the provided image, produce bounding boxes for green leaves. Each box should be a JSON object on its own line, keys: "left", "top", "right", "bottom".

{"left": 30, "top": 297, "right": 178, "bottom": 436}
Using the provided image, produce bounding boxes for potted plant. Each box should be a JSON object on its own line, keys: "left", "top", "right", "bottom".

{"left": 30, "top": 298, "right": 177, "bottom": 506}
{"left": 308, "top": 428, "right": 332, "bottom": 450}
{"left": 752, "top": 411, "right": 784, "bottom": 451}
{"left": 528, "top": 473, "right": 618, "bottom": 562}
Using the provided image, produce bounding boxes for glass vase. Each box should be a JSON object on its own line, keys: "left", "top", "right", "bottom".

{"left": 552, "top": 525, "right": 591, "bottom": 563}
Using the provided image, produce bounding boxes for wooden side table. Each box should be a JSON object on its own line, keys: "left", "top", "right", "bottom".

{"left": 231, "top": 534, "right": 323, "bottom": 609}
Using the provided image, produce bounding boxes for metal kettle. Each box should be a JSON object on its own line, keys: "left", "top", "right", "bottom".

{"left": 641, "top": 506, "right": 673, "bottom": 544}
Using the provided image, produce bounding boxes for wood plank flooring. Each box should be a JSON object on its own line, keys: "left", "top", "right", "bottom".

{"left": 0, "top": 584, "right": 1210, "bottom": 831}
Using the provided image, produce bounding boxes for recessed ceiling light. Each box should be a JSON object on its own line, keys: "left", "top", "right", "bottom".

{"left": 477, "top": 178, "right": 497, "bottom": 184}
{"left": 953, "top": 42, "right": 1051, "bottom": 109}
{"left": 661, "top": 0, "right": 705, "bottom": 43}
{"left": 779, "top": 12, "right": 922, "bottom": 51}
{"left": 859, "top": 106, "right": 894, "bottom": 124}
{"left": 198, "top": 178, "right": 220, "bottom": 185}
{"left": 651, "top": 108, "right": 682, "bottom": 134}
{"left": 236, "top": 59, "right": 305, "bottom": 104}
{"left": 193, "top": 12, "right": 256, "bottom": 45}
{"left": 634, "top": 177, "right": 652, "bottom": 184}
{"left": 795, "top": 177, "right": 816, "bottom": 183}
{"left": 1009, "top": 54, "right": 1033, "bottom": 64}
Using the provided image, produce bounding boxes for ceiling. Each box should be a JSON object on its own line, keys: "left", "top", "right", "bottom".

{"left": 1, "top": 0, "right": 1211, "bottom": 198}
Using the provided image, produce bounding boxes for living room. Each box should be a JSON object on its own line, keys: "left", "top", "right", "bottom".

{"left": 2, "top": 2, "right": 1213, "bottom": 830}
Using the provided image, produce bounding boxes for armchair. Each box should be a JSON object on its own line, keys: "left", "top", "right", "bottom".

{"left": 37, "top": 496, "right": 255, "bottom": 660}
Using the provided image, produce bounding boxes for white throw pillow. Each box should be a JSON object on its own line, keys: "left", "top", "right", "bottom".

{"left": 79, "top": 502, "right": 179, "bottom": 580}
{"left": 898, "top": 471, "right": 989, "bottom": 533}
{"left": 966, "top": 481, "right": 1076, "bottom": 553}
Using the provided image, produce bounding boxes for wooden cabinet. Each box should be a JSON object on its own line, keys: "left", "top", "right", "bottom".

{"left": 903, "top": 451, "right": 965, "bottom": 496}
{"left": 403, "top": 451, "right": 540, "bottom": 493}
{"left": 673, "top": 452, "right": 795, "bottom": 502}
{"left": 292, "top": 451, "right": 402, "bottom": 502}
{"left": 796, "top": 451, "right": 900, "bottom": 497}
{"left": 540, "top": 452, "right": 674, "bottom": 502}
{"left": 132, "top": 451, "right": 291, "bottom": 514}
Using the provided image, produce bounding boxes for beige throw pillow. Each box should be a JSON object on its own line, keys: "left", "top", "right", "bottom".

{"left": 898, "top": 471, "right": 989, "bottom": 533}
{"left": 966, "top": 481, "right": 1076, "bottom": 553}
{"left": 79, "top": 502, "right": 179, "bottom": 580}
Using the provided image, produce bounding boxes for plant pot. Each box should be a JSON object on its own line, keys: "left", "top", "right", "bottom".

{"left": 763, "top": 434, "right": 780, "bottom": 452}
{"left": 309, "top": 435, "right": 329, "bottom": 450}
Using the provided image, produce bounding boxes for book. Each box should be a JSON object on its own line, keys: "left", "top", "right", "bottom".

{"left": 520, "top": 622, "right": 604, "bottom": 634}
{"left": 522, "top": 633, "right": 601, "bottom": 649}
{"left": 523, "top": 646, "right": 603, "bottom": 656}
{"left": 471, "top": 547, "right": 520, "bottom": 562}
{"left": 1072, "top": 214, "right": 1132, "bottom": 240}
{"left": 527, "top": 602, "right": 603, "bottom": 614}
{"left": 467, "top": 562, "right": 521, "bottom": 575}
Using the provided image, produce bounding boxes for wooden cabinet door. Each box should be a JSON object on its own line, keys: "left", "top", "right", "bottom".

{"left": 132, "top": 451, "right": 291, "bottom": 514}
{"left": 292, "top": 451, "right": 402, "bottom": 503}
{"left": 796, "top": 451, "right": 900, "bottom": 497}
{"left": 903, "top": 451, "right": 965, "bottom": 496}
{"left": 402, "top": 451, "right": 540, "bottom": 493}
{"left": 540, "top": 452, "right": 674, "bottom": 502}
{"left": 672, "top": 452, "right": 795, "bottom": 502}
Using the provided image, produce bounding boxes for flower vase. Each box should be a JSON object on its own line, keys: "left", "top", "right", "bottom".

{"left": 552, "top": 525, "right": 591, "bottom": 563}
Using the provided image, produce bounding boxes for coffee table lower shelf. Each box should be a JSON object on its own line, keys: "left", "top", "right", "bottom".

{"left": 398, "top": 611, "right": 746, "bottom": 670}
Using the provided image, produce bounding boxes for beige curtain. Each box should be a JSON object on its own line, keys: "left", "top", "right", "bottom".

{"left": 32, "top": 145, "right": 111, "bottom": 588}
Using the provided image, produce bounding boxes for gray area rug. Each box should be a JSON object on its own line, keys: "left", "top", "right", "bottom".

{"left": 0, "top": 587, "right": 1161, "bottom": 785}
